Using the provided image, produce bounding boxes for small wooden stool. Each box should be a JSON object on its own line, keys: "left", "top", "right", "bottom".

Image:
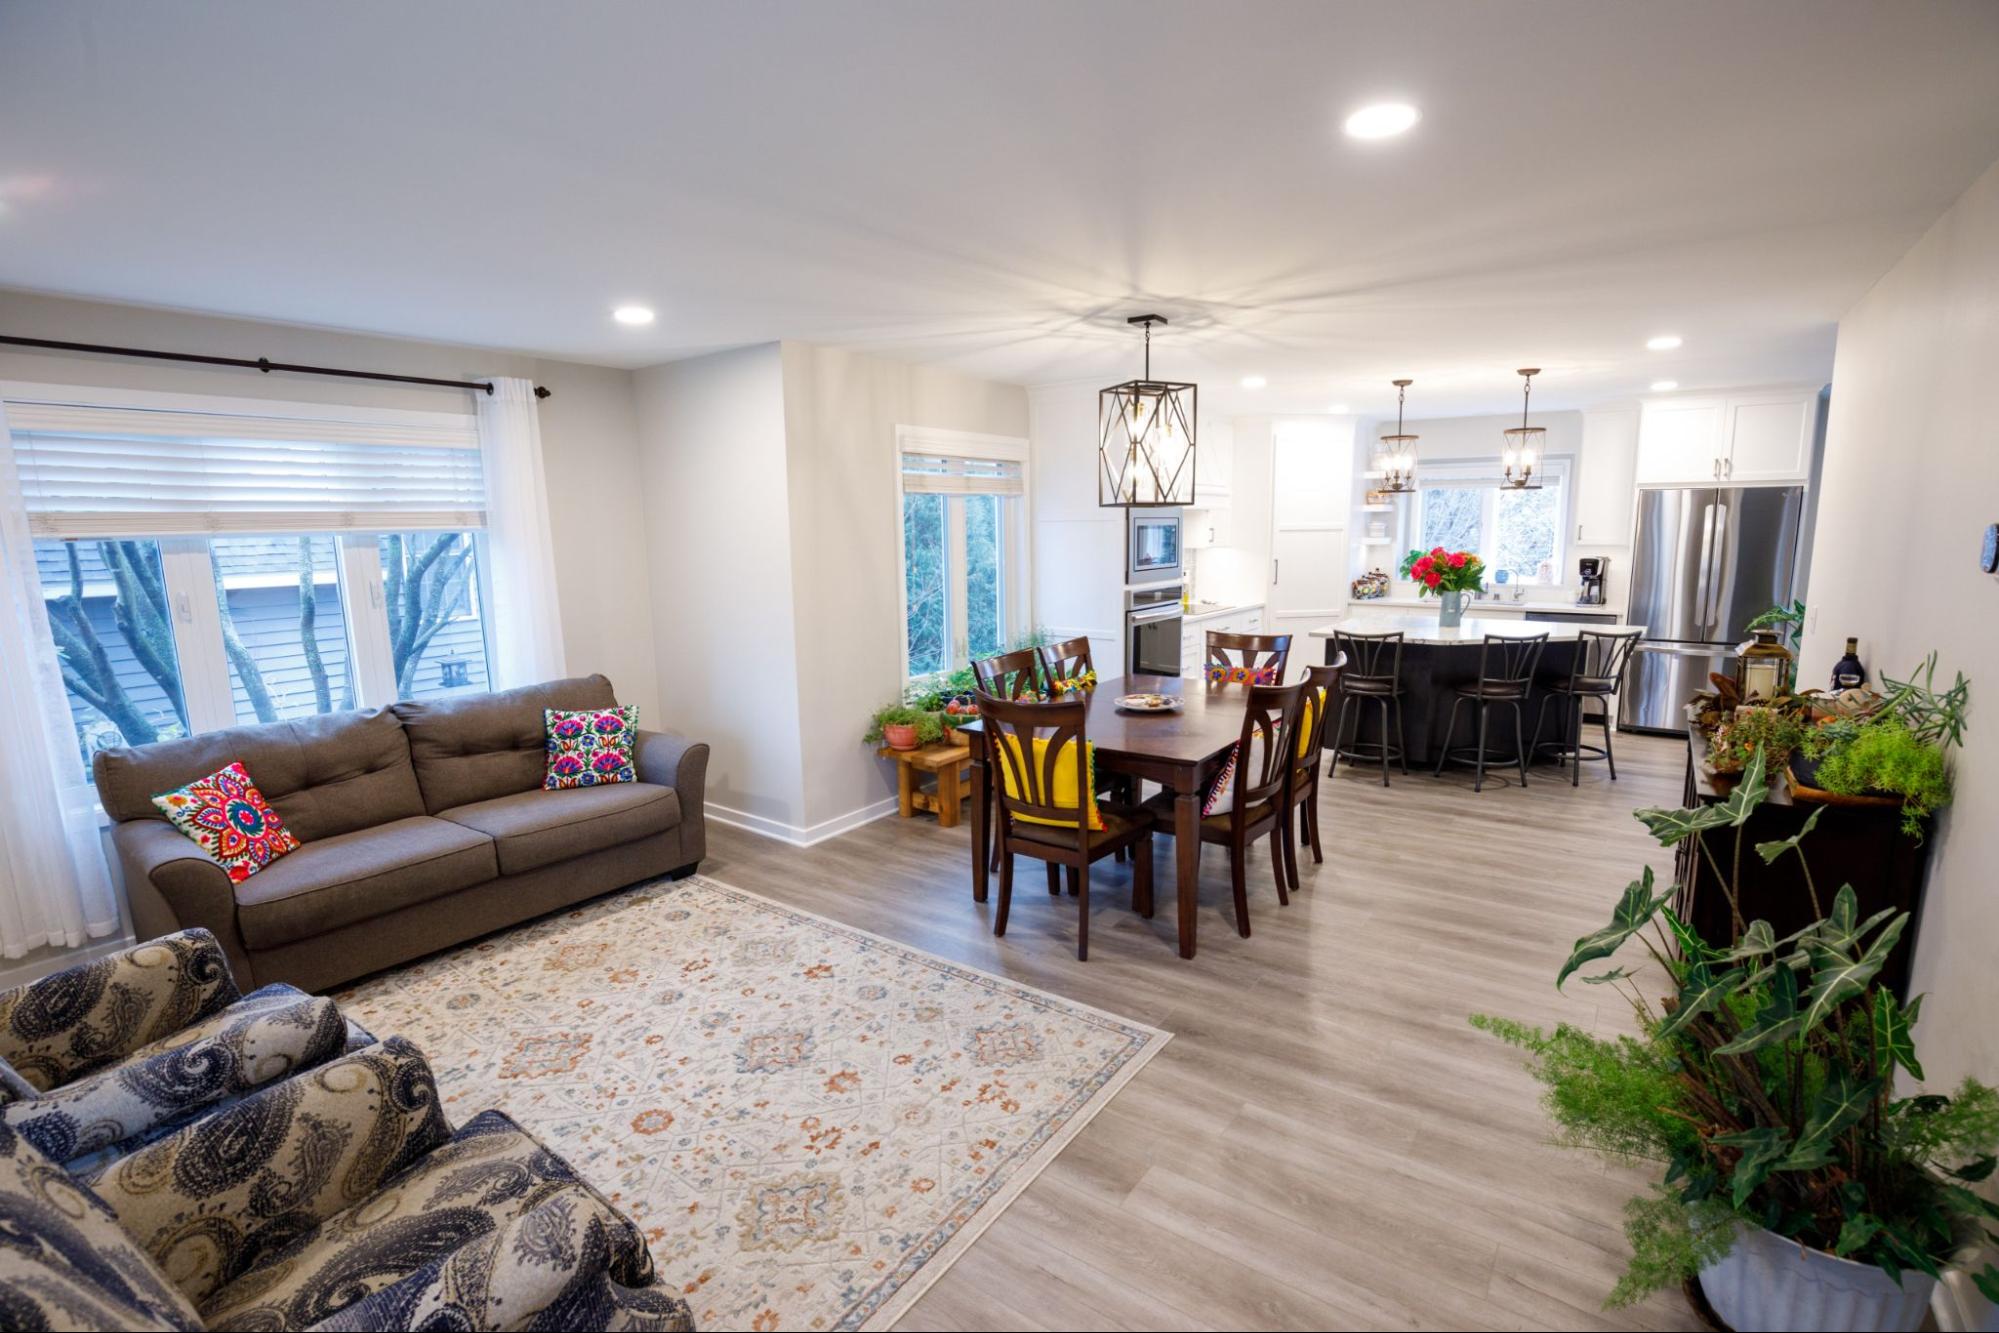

{"left": 878, "top": 741, "right": 973, "bottom": 827}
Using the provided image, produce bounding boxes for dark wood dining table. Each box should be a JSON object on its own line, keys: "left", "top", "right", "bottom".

{"left": 961, "top": 673, "right": 1250, "bottom": 960}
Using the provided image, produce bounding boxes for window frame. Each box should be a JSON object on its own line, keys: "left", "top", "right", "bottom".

{"left": 892, "top": 426, "right": 1031, "bottom": 686}
{"left": 1401, "top": 455, "right": 1574, "bottom": 591}
{"left": 7, "top": 380, "right": 496, "bottom": 765}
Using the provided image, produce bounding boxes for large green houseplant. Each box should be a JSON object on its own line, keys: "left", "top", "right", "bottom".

{"left": 1474, "top": 747, "right": 1999, "bottom": 1327}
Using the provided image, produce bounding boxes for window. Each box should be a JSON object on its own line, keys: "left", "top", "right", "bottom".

{"left": 1408, "top": 459, "right": 1571, "bottom": 587}
{"left": 896, "top": 429, "right": 1028, "bottom": 683}
{"left": 7, "top": 388, "right": 494, "bottom": 764}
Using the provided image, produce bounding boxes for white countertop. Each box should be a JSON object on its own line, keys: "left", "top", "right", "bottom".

{"left": 1353, "top": 594, "right": 1614, "bottom": 614}
{"left": 1183, "top": 601, "right": 1263, "bottom": 624}
{"left": 1311, "top": 610, "right": 1645, "bottom": 645}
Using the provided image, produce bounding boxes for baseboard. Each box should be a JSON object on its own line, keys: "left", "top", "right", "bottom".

{"left": 705, "top": 796, "right": 899, "bottom": 848}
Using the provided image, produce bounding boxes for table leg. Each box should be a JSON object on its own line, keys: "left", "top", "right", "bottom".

{"left": 896, "top": 763, "right": 915, "bottom": 819}
{"left": 937, "top": 760, "right": 963, "bottom": 829}
{"left": 970, "top": 748, "right": 989, "bottom": 904}
{"left": 1173, "top": 789, "right": 1200, "bottom": 959}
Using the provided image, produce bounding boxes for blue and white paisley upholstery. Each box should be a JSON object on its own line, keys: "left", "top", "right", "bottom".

{"left": 0, "top": 1118, "right": 202, "bottom": 1332}
{"left": 0, "top": 930, "right": 239, "bottom": 1095}
{"left": 6, "top": 984, "right": 352, "bottom": 1174}
{"left": 204, "top": 1110, "right": 695, "bottom": 1331}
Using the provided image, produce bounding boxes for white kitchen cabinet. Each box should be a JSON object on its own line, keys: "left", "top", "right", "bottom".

{"left": 1636, "top": 386, "right": 1818, "bottom": 486}
{"left": 1194, "top": 418, "right": 1233, "bottom": 506}
{"left": 1181, "top": 606, "right": 1267, "bottom": 678}
{"left": 1575, "top": 407, "right": 1638, "bottom": 545}
{"left": 1181, "top": 505, "right": 1230, "bottom": 549}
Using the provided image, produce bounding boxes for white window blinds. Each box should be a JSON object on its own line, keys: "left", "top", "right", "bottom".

{"left": 5, "top": 400, "right": 485, "bottom": 538}
{"left": 899, "top": 452, "right": 1024, "bottom": 496}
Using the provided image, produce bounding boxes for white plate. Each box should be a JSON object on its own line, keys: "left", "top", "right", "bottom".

{"left": 1115, "top": 693, "right": 1182, "bottom": 712}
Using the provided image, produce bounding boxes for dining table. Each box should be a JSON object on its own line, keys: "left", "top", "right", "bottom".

{"left": 961, "top": 673, "right": 1251, "bottom": 960}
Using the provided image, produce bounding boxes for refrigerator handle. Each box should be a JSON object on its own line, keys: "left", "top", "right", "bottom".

{"left": 1708, "top": 499, "right": 1732, "bottom": 634}
{"left": 1693, "top": 501, "right": 1717, "bottom": 633}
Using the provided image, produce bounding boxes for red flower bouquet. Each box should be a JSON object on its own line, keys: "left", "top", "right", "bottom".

{"left": 1399, "top": 546, "right": 1485, "bottom": 595}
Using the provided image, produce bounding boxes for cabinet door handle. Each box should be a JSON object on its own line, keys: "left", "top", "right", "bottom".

{"left": 1577, "top": 522, "right": 1584, "bottom": 542}
{"left": 1271, "top": 558, "right": 1279, "bottom": 584}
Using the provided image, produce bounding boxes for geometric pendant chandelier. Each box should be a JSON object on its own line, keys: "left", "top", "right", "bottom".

{"left": 1099, "top": 314, "right": 1198, "bottom": 507}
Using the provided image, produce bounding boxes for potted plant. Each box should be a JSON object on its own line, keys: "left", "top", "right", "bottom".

{"left": 1795, "top": 653, "right": 1965, "bottom": 839}
{"left": 1708, "top": 702, "right": 1812, "bottom": 776}
{"left": 1473, "top": 746, "right": 1999, "bottom": 1329}
{"left": 1400, "top": 546, "right": 1485, "bottom": 628}
{"left": 865, "top": 703, "right": 937, "bottom": 751}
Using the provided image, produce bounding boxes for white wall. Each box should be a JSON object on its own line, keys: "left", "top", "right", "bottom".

{"left": 0, "top": 288, "right": 663, "bottom": 718}
{"left": 632, "top": 345, "right": 807, "bottom": 831}
{"left": 779, "top": 342, "right": 1027, "bottom": 832}
{"left": 1800, "top": 153, "right": 1999, "bottom": 1097}
{"left": 1029, "top": 382, "right": 1124, "bottom": 671}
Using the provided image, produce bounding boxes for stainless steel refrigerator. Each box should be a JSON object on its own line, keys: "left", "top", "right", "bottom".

{"left": 1619, "top": 486, "right": 1806, "bottom": 733}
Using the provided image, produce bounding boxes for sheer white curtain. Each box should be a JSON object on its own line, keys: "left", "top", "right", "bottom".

{"left": 475, "top": 378, "right": 567, "bottom": 686}
{"left": 0, "top": 400, "right": 121, "bottom": 958}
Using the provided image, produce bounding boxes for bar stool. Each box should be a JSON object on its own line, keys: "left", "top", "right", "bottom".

{"left": 1433, "top": 633, "right": 1548, "bottom": 792}
{"left": 1532, "top": 629, "right": 1643, "bottom": 786}
{"left": 1327, "top": 630, "right": 1408, "bottom": 788}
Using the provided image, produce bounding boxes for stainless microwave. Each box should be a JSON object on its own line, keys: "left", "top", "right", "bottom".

{"left": 1127, "top": 508, "right": 1183, "bottom": 584}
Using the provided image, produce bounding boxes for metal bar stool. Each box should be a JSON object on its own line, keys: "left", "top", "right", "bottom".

{"left": 1327, "top": 630, "right": 1408, "bottom": 788}
{"left": 1432, "top": 633, "right": 1549, "bottom": 792}
{"left": 1531, "top": 629, "right": 1643, "bottom": 786}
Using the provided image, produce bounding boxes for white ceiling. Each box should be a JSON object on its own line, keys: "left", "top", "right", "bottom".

{"left": 3, "top": 1, "right": 1998, "bottom": 417}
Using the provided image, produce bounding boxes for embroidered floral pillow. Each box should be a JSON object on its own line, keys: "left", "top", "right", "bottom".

{"left": 1205, "top": 663, "right": 1278, "bottom": 687}
{"left": 152, "top": 761, "right": 300, "bottom": 883}
{"left": 545, "top": 706, "right": 639, "bottom": 788}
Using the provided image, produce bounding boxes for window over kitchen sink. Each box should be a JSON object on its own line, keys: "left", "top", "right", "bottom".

{"left": 1409, "top": 458, "right": 1571, "bottom": 587}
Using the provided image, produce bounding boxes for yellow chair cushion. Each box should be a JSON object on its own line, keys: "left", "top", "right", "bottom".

{"left": 1297, "top": 686, "right": 1328, "bottom": 760}
{"left": 996, "top": 734, "right": 1106, "bottom": 831}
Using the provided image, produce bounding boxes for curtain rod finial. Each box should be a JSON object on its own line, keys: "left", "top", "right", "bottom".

{"left": 534, "top": 385, "right": 551, "bottom": 399}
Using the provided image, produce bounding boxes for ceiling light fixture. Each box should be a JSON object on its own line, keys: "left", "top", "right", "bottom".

{"left": 1651, "top": 379, "right": 1680, "bottom": 392}
{"left": 1344, "top": 102, "right": 1421, "bottom": 140}
{"left": 1099, "top": 314, "right": 1197, "bottom": 508}
{"left": 1377, "top": 379, "right": 1418, "bottom": 494}
{"left": 612, "top": 305, "right": 656, "bottom": 327}
{"left": 1501, "top": 368, "right": 1545, "bottom": 490}
{"left": 1240, "top": 375, "right": 1267, "bottom": 390}
{"left": 1645, "top": 333, "right": 1682, "bottom": 351}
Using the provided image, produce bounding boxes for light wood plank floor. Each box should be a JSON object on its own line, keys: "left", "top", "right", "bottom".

{"left": 698, "top": 732, "right": 1705, "bottom": 1331}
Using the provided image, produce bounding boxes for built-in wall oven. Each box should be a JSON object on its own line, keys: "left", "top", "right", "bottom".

{"left": 1127, "top": 507, "right": 1183, "bottom": 585}
{"left": 1126, "top": 583, "right": 1184, "bottom": 678}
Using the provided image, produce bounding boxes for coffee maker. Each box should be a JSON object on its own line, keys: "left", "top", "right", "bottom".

{"left": 1577, "top": 556, "right": 1609, "bottom": 606}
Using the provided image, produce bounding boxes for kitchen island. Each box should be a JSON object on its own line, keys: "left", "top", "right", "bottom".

{"left": 1308, "top": 612, "right": 1647, "bottom": 770}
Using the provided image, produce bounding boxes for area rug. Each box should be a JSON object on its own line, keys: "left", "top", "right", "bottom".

{"left": 336, "top": 873, "right": 1169, "bottom": 1331}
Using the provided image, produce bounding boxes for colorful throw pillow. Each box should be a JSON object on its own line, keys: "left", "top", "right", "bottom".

{"left": 1296, "top": 685, "right": 1328, "bottom": 760}
{"left": 152, "top": 762, "right": 299, "bottom": 883}
{"left": 995, "top": 734, "right": 1106, "bottom": 831}
{"left": 1205, "top": 663, "right": 1278, "bottom": 686}
{"left": 544, "top": 706, "right": 640, "bottom": 789}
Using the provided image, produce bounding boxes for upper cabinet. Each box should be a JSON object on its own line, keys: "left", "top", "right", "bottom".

{"left": 1193, "top": 418, "right": 1233, "bottom": 506}
{"left": 1574, "top": 407, "right": 1639, "bottom": 546}
{"left": 1636, "top": 386, "right": 1818, "bottom": 486}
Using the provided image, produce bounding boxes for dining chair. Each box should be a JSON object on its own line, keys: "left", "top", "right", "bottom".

{"left": 1037, "top": 637, "right": 1094, "bottom": 688}
{"left": 1144, "top": 680, "right": 1305, "bottom": 940}
{"left": 971, "top": 647, "right": 1042, "bottom": 699}
{"left": 976, "top": 691, "right": 1153, "bottom": 961}
{"left": 1284, "top": 656, "right": 1345, "bottom": 892}
{"left": 1531, "top": 629, "right": 1644, "bottom": 786}
{"left": 1433, "top": 632, "right": 1550, "bottom": 792}
{"left": 1205, "top": 631, "right": 1292, "bottom": 682}
{"left": 1328, "top": 629, "right": 1408, "bottom": 787}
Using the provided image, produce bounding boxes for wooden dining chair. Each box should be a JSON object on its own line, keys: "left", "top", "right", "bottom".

{"left": 971, "top": 647, "right": 1042, "bottom": 699}
{"left": 1284, "top": 656, "right": 1345, "bottom": 892}
{"left": 1037, "top": 637, "right": 1094, "bottom": 688}
{"left": 977, "top": 691, "right": 1152, "bottom": 961}
{"left": 1144, "top": 681, "right": 1305, "bottom": 939}
{"left": 1205, "top": 631, "right": 1292, "bottom": 683}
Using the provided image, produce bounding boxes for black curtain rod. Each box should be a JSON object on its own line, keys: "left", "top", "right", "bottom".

{"left": 0, "top": 334, "right": 552, "bottom": 399}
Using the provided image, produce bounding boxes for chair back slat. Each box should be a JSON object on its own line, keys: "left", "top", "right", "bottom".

{"left": 1299, "top": 657, "right": 1345, "bottom": 767}
{"left": 1477, "top": 633, "right": 1549, "bottom": 690}
{"left": 1570, "top": 629, "right": 1644, "bottom": 691}
{"left": 1206, "top": 631, "right": 1292, "bottom": 679}
{"left": 972, "top": 647, "right": 1042, "bottom": 700}
{"left": 1332, "top": 629, "right": 1404, "bottom": 687}
{"left": 1235, "top": 681, "right": 1306, "bottom": 812}
{"left": 976, "top": 691, "right": 1093, "bottom": 834}
{"left": 1038, "top": 637, "right": 1094, "bottom": 685}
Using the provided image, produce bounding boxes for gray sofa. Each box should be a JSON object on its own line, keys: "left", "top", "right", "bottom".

{"left": 94, "top": 676, "right": 707, "bottom": 993}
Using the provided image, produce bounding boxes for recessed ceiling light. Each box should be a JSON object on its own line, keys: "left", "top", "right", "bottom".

{"left": 612, "top": 305, "right": 656, "bottom": 327}
{"left": 1240, "top": 375, "right": 1267, "bottom": 390}
{"left": 1344, "top": 102, "right": 1421, "bottom": 140}
{"left": 1645, "top": 334, "right": 1683, "bottom": 351}
{"left": 1650, "top": 380, "right": 1680, "bottom": 392}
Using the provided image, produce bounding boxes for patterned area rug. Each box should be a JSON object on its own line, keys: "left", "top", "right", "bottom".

{"left": 337, "top": 874, "right": 1168, "bottom": 1331}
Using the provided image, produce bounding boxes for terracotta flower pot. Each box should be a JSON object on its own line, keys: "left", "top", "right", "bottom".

{"left": 883, "top": 723, "right": 919, "bottom": 751}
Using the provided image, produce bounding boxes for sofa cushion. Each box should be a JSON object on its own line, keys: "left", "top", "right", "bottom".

{"left": 393, "top": 674, "right": 619, "bottom": 813}
{"left": 0, "top": 1119, "right": 202, "bottom": 1331}
{"left": 94, "top": 708, "right": 425, "bottom": 842}
{"left": 233, "top": 817, "right": 499, "bottom": 950}
{"left": 438, "top": 782, "right": 681, "bottom": 876}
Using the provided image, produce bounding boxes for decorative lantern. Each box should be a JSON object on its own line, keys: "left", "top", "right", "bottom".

{"left": 1098, "top": 315, "right": 1197, "bottom": 507}
{"left": 1378, "top": 379, "right": 1418, "bottom": 494}
{"left": 1735, "top": 629, "right": 1794, "bottom": 702}
{"left": 1502, "top": 368, "right": 1545, "bottom": 490}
